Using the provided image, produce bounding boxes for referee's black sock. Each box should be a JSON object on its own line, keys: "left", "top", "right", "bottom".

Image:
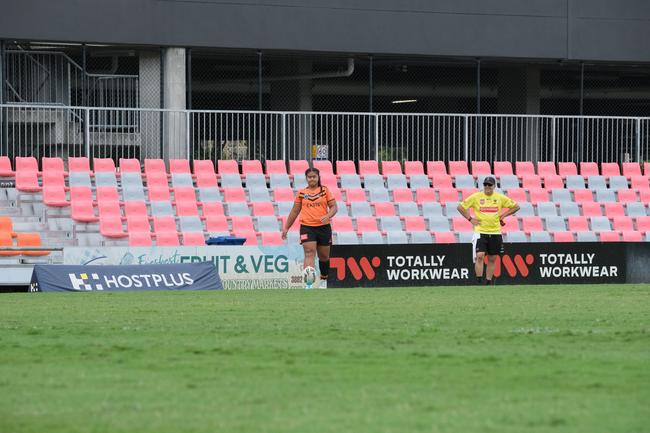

{"left": 319, "top": 260, "right": 330, "bottom": 280}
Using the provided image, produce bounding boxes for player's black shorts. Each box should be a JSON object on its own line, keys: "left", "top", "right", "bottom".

{"left": 300, "top": 224, "right": 332, "bottom": 246}
{"left": 474, "top": 233, "right": 504, "bottom": 256}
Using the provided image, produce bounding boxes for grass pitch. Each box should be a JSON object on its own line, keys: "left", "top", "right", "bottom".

{"left": 1, "top": 285, "right": 649, "bottom": 433}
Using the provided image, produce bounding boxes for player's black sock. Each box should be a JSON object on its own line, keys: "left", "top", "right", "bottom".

{"left": 476, "top": 275, "right": 483, "bottom": 284}
{"left": 484, "top": 278, "right": 493, "bottom": 285}
{"left": 319, "top": 260, "right": 329, "bottom": 280}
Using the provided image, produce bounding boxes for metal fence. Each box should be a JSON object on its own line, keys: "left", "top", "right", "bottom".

{"left": 1, "top": 104, "right": 649, "bottom": 166}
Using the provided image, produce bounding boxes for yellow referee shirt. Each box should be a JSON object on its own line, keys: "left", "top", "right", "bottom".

{"left": 460, "top": 191, "right": 517, "bottom": 234}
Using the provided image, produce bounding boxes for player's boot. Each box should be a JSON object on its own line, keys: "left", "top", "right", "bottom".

{"left": 319, "top": 279, "right": 327, "bottom": 289}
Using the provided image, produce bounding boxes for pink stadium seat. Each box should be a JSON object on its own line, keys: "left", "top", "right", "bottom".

{"left": 359, "top": 160, "right": 380, "bottom": 177}
{"left": 193, "top": 160, "right": 216, "bottom": 176}
{"left": 231, "top": 216, "right": 255, "bottom": 233}
{"left": 617, "top": 189, "right": 637, "bottom": 203}
{"left": 99, "top": 216, "right": 126, "bottom": 238}
{"left": 289, "top": 160, "right": 309, "bottom": 176}
{"left": 332, "top": 216, "right": 354, "bottom": 232}
{"left": 182, "top": 232, "right": 206, "bottom": 246}
{"left": 280, "top": 216, "right": 300, "bottom": 232}
{"left": 42, "top": 186, "right": 69, "bottom": 207}
{"left": 542, "top": 175, "right": 564, "bottom": 190}
{"left": 522, "top": 175, "right": 542, "bottom": 190}
{"left": 404, "top": 161, "right": 424, "bottom": 177}
{"left": 356, "top": 216, "right": 379, "bottom": 234}
{"left": 344, "top": 188, "right": 366, "bottom": 203}
{"left": 612, "top": 216, "right": 634, "bottom": 231}
{"left": 558, "top": 162, "right": 578, "bottom": 178}
{"left": 644, "top": 162, "right": 650, "bottom": 176}
{"left": 505, "top": 188, "right": 527, "bottom": 203}
{"left": 169, "top": 159, "right": 191, "bottom": 174}
{"left": 205, "top": 214, "right": 229, "bottom": 233}
{"left": 313, "top": 160, "right": 334, "bottom": 175}
{"left": 521, "top": 216, "right": 543, "bottom": 233}
{"left": 156, "top": 231, "right": 180, "bottom": 246}
{"left": 537, "top": 161, "right": 557, "bottom": 177}
{"left": 273, "top": 187, "right": 295, "bottom": 202}
{"left": 328, "top": 186, "right": 343, "bottom": 201}
{"left": 373, "top": 202, "right": 396, "bottom": 216}
{"left": 581, "top": 202, "right": 602, "bottom": 217}
{"left": 448, "top": 161, "right": 469, "bottom": 177}
{"left": 622, "top": 162, "right": 642, "bottom": 179}
{"left": 261, "top": 232, "right": 284, "bottom": 246}
{"left": 145, "top": 159, "right": 167, "bottom": 178}
{"left": 622, "top": 231, "right": 642, "bottom": 242}
{"left": 119, "top": 158, "right": 141, "bottom": 173}
{"left": 251, "top": 202, "right": 275, "bottom": 216}
{"left": 153, "top": 216, "right": 177, "bottom": 234}
{"left": 242, "top": 160, "right": 263, "bottom": 175}
{"left": 415, "top": 188, "right": 437, "bottom": 205}
{"left": 42, "top": 157, "right": 66, "bottom": 175}
{"left": 501, "top": 217, "right": 519, "bottom": 232}
{"left": 175, "top": 202, "right": 199, "bottom": 217}
{"left": 174, "top": 186, "right": 199, "bottom": 205}
{"left": 568, "top": 216, "right": 589, "bottom": 232}
{"left": 69, "top": 186, "right": 93, "bottom": 203}
{"left": 16, "top": 157, "right": 39, "bottom": 173}
{"left": 639, "top": 189, "right": 650, "bottom": 204}
{"left": 128, "top": 232, "right": 153, "bottom": 246}
{"left": 336, "top": 160, "right": 357, "bottom": 176}
{"left": 604, "top": 203, "right": 626, "bottom": 218}
{"left": 42, "top": 171, "right": 65, "bottom": 189}
{"left": 201, "top": 202, "right": 225, "bottom": 217}
{"left": 265, "top": 160, "right": 287, "bottom": 175}
{"left": 438, "top": 188, "right": 459, "bottom": 204}
{"left": 426, "top": 161, "right": 447, "bottom": 176}
{"left": 223, "top": 187, "right": 247, "bottom": 202}
{"left": 320, "top": 173, "right": 338, "bottom": 189}
{"left": 96, "top": 187, "right": 120, "bottom": 207}
{"left": 0, "top": 156, "right": 14, "bottom": 177}
{"left": 433, "top": 232, "right": 456, "bottom": 243}
{"left": 599, "top": 231, "right": 620, "bottom": 242}
{"left": 493, "top": 161, "right": 513, "bottom": 177}
{"left": 126, "top": 215, "right": 151, "bottom": 234}
{"left": 552, "top": 231, "right": 574, "bottom": 242}
{"left": 218, "top": 160, "right": 240, "bottom": 175}
{"left": 600, "top": 162, "right": 620, "bottom": 178}
{"left": 67, "top": 157, "right": 90, "bottom": 174}
{"left": 452, "top": 216, "right": 473, "bottom": 232}
{"left": 148, "top": 182, "right": 171, "bottom": 201}
{"left": 515, "top": 161, "right": 535, "bottom": 177}
{"left": 579, "top": 162, "right": 599, "bottom": 177}
{"left": 232, "top": 230, "right": 257, "bottom": 245}
{"left": 460, "top": 188, "right": 478, "bottom": 200}
{"left": 381, "top": 161, "right": 402, "bottom": 175}
{"left": 528, "top": 188, "right": 549, "bottom": 205}
{"left": 403, "top": 216, "right": 426, "bottom": 232}
{"left": 431, "top": 174, "right": 453, "bottom": 189}
{"left": 636, "top": 216, "right": 650, "bottom": 232}
{"left": 15, "top": 171, "right": 41, "bottom": 192}
{"left": 471, "top": 161, "right": 491, "bottom": 176}
{"left": 93, "top": 158, "right": 116, "bottom": 174}
{"left": 124, "top": 201, "right": 148, "bottom": 219}
{"left": 98, "top": 200, "right": 122, "bottom": 218}
{"left": 392, "top": 188, "right": 413, "bottom": 202}
{"left": 573, "top": 189, "right": 594, "bottom": 203}
{"left": 630, "top": 176, "right": 649, "bottom": 190}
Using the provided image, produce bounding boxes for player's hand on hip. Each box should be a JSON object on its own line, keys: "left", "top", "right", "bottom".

{"left": 320, "top": 215, "right": 329, "bottom": 224}
{"left": 470, "top": 217, "right": 480, "bottom": 226}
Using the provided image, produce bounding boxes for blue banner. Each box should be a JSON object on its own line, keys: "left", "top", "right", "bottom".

{"left": 30, "top": 262, "right": 222, "bottom": 292}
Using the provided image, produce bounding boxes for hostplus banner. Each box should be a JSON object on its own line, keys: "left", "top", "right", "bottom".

{"left": 30, "top": 262, "right": 221, "bottom": 292}
{"left": 329, "top": 243, "right": 626, "bottom": 287}
{"left": 64, "top": 245, "right": 304, "bottom": 290}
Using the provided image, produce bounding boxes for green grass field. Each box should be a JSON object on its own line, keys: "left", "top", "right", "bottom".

{"left": 1, "top": 285, "right": 649, "bottom": 433}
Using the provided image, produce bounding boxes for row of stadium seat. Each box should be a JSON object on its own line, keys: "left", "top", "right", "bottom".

{"left": 0, "top": 217, "right": 49, "bottom": 256}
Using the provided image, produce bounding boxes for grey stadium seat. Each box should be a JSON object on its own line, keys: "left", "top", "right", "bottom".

{"left": 387, "top": 231, "right": 409, "bottom": 244}
{"left": 68, "top": 172, "right": 92, "bottom": 188}
{"left": 595, "top": 189, "right": 616, "bottom": 202}
{"left": 576, "top": 231, "right": 598, "bottom": 242}
{"left": 340, "top": 174, "right": 362, "bottom": 189}
{"left": 179, "top": 216, "right": 203, "bottom": 232}
{"left": 386, "top": 174, "right": 408, "bottom": 189}
{"left": 197, "top": 187, "right": 222, "bottom": 203}
{"left": 608, "top": 176, "right": 629, "bottom": 191}
{"left": 551, "top": 188, "right": 573, "bottom": 203}
{"left": 95, "top": 172, "right": 118, "bottom": 187}
{"left": 350, "top": 202, "right": 372, "bottom": 217}
{"left": 368, "top": 188, "right": 390, "bottom": 202}
{"left": 457, "top": 232, "right": 475, "bottom": 243}
{"left": 276, "top": 201, "right": 294, "bottom": 216}
{"left": 220, "top": 173, "right": 242, "bottom": 188}
{"left": 530, "top": 231, "right": 552, "bottom": 242}
{"left": 505, "top": 231, "right": 527, "bottom": 243}
{"left": 151, "top": 201, "right": 174, "bottom": 216}
{"left": 536, "top": 202, "right": 557, "bottom": 217}
{"left": 559, "top": 202, "right": 581, "bottom": 217}
{"left": 498, "top": 175, "right": 520, "bottom": 190}
{"left": 410, "top": 231, "right": 433, "bottom": 244}
{"left": 444, "top": 201, "right": 462, "bottom": 217}
{"left": 293, "top": 175, "right": 307, "bottom": 190}
{"left": 256, "top": 216, "right": 280, "bottom": 232}
{"left": 517, "top": 202, "right": 535, "bottom": 217}
{"left": 379, "top": 216, "right": 402, "bottom": 232}
{"left": 454, "top": 175, "right": 475, "bottom": 189}
{"left": 336, "top": 231, "right": 359, "bottom": 245}
{"left": 226, "top": 202, "right": 250, "bottom": 216}
{"left": 590, "top": 216, "right": 611, "bottom": 231}
{"left": 626, "top": 202, "right": 646, "bottom": 217}
{"left": 269, "top": 174, "right": 291, "bottom": 189}
{"left": 361, "top": 232, "right": 384, "bottom": 244}
{"left": 171, "top": 173, "right": 194, "bottom": 188}
{"left": 427, "top": 216, "right": 450, "bottom": 232}
{"left": 422, "top": 202, "right": 444, "bottom": 218}
{"left": 544, "top": 216, "right": 567, "bottom": 232}
{"left": 249, "top": 187, "right": 271, "bottom": 202}
{"left": 587, "top": 176, "right": 607, "bottom": 190}
{"left": 363, "top": 174, "right": 385, "bottom": 189}
{"left": 245, "top": 174, "right": 267, "bottom": 189}
{"left": 409, "top": 175, "right": 430, "bottom": 190}
{"left": 397, "top": 202, "right": 420, "bottom": 217}
{"left": 336, "top": 201, "right": 349, "bottom": 216}
{"left": 565, "top": 175, "right": 585, "bottom": 190}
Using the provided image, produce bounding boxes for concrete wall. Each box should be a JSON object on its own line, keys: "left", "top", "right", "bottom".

{"left": 1, "top": 0, "right": 649, "bottom": 62}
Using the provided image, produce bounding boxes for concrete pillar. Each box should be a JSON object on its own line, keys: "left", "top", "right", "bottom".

{"left": 163, "top": 48, "right": 187, "bottom": 160}
{"left": 138, "top": 50, "right": 161, "bottom": 158}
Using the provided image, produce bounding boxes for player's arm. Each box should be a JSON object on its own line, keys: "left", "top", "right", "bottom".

{"left": 281, "top": 202, "right": 302, "bottom": 239}
{"left": 320, "top": 200, "right": 338, "bottom": 224}
{"left": 457, "top": 201, "right": 479, "bottom": 226}
{"left": 500, "top": 204, "right": 520, "bottom": 222}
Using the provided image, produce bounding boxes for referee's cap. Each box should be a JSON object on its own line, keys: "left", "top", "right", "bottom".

{"left": 483, "top": 176, "right": 496, "bottom": 186}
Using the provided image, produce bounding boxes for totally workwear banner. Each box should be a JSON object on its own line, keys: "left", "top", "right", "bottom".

{"left": 30, "top": 262, "right": 222, "bottom": 292}
{"left": 329, "top": 243, "right": 628, "bottom": 287}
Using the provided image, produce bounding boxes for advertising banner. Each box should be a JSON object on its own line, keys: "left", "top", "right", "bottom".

{"left": 30, "top": 262, "right": 222, "bottom": 292}
{"left": 329, "top": 242, "right": 627, "bottom": 287}
{"left": 64, "top": 245, "right": 305, "bottom": 290}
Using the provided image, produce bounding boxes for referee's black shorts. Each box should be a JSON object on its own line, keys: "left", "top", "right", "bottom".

{"left": 300, "top": 224, "right": 332, "bottom": 246}
{"left": 473, "top": 233, "right": 504, "bottom": 256}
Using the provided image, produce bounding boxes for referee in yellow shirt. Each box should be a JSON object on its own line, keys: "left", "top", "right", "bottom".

{"left": 457, "top": 176, "right": 520, "bottom": 285}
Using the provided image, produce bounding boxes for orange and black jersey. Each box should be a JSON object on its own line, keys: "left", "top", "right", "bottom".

{"left": 295, "top": 186, "right": 335, "bottom": 227}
